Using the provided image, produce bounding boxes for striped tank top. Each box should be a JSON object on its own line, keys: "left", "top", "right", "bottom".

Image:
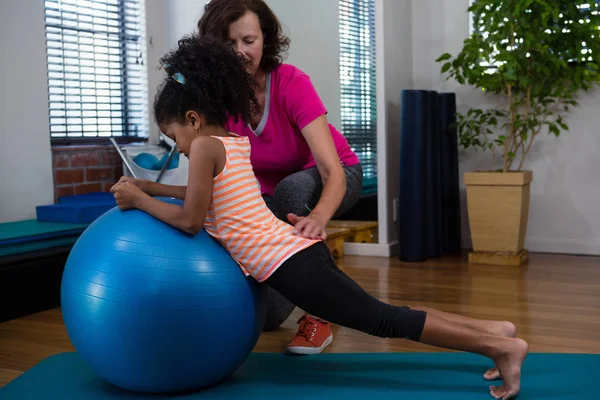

{"left": 204, "top": 134, "right": 320, "bottom": 282}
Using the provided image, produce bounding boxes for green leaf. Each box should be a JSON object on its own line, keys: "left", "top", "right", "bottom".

{"left": 436, "top": 53, "right": 452, "bottom": 62}
{"left": 586, "top": 62, "right": 599, "bottom": 71}
{"left": 441, "top": 62, "right": 452, "bottom": 73}
{"left": 548, "top": 123, "right": 560, "bottom": 137}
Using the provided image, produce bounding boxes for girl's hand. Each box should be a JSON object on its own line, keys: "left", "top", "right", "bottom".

{"left": 114, "top": 176, "right": 151, "bottom": 193}
{"left": 287, "top": 213, "right": 328, "bottom": 240}
{"left": 110, "top": 181, "right": 145, "bottom": 210}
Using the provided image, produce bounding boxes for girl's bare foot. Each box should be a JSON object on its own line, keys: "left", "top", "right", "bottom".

{"left": 489, "top": 337, "right": 529, "bottom": 400}
{"left": 484, "top": 321, "right": 517, "bottom": 380}
{"left": 489, "top": 321, "right": 516, "bottom": 338}
{"left": 416, "top": 311, "right": 526, "bottom": 399}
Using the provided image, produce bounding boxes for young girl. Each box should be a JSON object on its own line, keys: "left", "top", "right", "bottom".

{"left": 111, "top": 35, "right": 527, "bottom": 400}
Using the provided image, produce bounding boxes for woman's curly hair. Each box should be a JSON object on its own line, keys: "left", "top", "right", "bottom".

{"left": 153, "top": 35, "right": 259, "bottom": 126}
{"left": 197, "top": 0, "right": 290, "bottom": 72}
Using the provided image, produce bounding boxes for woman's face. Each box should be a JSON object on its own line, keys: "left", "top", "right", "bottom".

{"left": 228, "top": 11, "right": 264, "bottom": 75}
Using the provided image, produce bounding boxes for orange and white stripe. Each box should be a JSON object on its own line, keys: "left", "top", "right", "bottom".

{"left": 204, "top": 135, "right": 320, "bottom": 282}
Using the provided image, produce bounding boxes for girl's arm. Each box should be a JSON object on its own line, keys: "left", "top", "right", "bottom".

{"left": 141, "top": 180, "right": 187, "bottom": 200}
{"left": 113, "top": 176, "right": 186, "bottom": 200}
{"left": 113, "top": 137, "right": 218, "bottom": 235}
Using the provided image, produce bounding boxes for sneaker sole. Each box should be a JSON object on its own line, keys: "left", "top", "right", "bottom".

{"left": 285, "top": 334, "right": 333, "bottom": 355}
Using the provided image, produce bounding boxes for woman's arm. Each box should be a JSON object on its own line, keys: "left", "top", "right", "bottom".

{"left": 286, "top": 115, "right": 346, "bottom": 240}
{"left": 279, "top": 69, "right": 349, "bottom": 239}
{"left": 112, "top": 137, "right": 217, "bottom": 235}
{"left": 301, "top": 115, "right": 346, "bottom": 224}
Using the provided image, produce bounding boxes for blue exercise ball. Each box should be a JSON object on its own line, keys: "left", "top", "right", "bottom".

{"left": 60, "top": 197, "right": 266, "bottom": 393}
{"left": 132, "top": 152, "right": 160, "bottom": 170}
{"left": 159, "top": 151, "right": 180, "bottom": 170}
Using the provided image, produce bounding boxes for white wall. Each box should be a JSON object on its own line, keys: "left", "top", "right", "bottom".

{"left": 412, "top": 0, "right": 600, "bottom": 255}
{"left": 0, "top": 1, "right": 54, "bottom": 223}
{"left": 267, "top": 0, "right": 341, "bottom": 129}
{"left": 376, "top": 0, "right": 413, "bottom": 248}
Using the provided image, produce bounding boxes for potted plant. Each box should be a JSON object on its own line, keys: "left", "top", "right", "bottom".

{"left": 436, "top": 0, "right": 600, "bottom": 265}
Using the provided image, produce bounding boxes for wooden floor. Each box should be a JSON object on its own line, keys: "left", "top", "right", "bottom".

{"left": 2, "top": 252, "right": 600, "bottom": 387}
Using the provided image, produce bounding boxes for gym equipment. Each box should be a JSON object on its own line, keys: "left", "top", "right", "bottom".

{"left": 3, "top": 351, "right": 598, "bottom": 399}
{"left": 60, "top": 198, "right": 266, "bottom": 393}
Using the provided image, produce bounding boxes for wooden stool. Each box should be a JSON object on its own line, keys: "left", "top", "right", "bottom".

{"left": 326, "top": 220, "right": 378, "bottom": 243}
{"left": 324, "top": 227, "right": 351, "bottom": 258}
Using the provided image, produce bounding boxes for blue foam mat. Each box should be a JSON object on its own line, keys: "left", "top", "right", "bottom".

{"left": 36, "top": 192, "right": 117, "bottom": 224}
{"left": 1, "top": 351, "right": 598, "bottom": 399}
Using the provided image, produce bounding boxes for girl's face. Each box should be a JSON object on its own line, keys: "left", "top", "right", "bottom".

{"left": 228, "top": 11, "right": 264, "bottom": 76}
{"left": 159, "top": 120, "right": 198, "bottom": 158}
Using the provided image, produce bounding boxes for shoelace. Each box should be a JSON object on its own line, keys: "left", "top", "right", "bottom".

{"left": 296, "top": 317, "right": 318, "bottom": 341}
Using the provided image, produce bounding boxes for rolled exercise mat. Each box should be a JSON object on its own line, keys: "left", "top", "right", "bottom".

{"left": 398, "top": 90, "right": 428, "bottom": 262}
{"left": 439, "top": 93, "right": 461, "bottom": 254}
{"left": 425, "top": 91, "right": 442, "bottom": 259}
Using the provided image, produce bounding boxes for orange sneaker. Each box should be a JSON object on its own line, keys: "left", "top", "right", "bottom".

{"left": 285, "top": 315, "right": 333, "bottom": 355}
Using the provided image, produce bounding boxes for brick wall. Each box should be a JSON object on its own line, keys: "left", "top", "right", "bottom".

{"left": 52, "top": 145, "right": 124, "bottom": 202}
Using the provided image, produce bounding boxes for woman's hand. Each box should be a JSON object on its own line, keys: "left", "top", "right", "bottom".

{"left": 110, "top": 181, "right": 146, "bottom": 210}
{"left": 288, "top": 213, "right": 327, "bottom": 240}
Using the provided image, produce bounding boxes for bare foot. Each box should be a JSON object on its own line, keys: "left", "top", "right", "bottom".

{"left": 490, "top": 321, "right": 516, "bottom": 338}
{"left": 489, "top": 337, "right": 529, "bottom": 400}
{"left": 484, "top": 321, "right": 516, "bottom": 380}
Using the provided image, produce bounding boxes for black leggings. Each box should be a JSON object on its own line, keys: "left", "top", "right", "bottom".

{"left": 264, "top": 242, "right": 428, "bottom": 341}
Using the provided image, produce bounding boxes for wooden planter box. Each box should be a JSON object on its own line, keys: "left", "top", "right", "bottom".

{"left": 465, "top": 171, "right": 532, "bottom": 266}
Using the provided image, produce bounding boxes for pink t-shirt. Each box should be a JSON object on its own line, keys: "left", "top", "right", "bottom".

{"left": 224, "top": 64, "right": 360, "bottom": 196}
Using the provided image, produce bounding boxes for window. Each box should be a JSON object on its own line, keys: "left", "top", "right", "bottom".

{"left": 44, "top": 0, "right": 148, "bottom": 143}
{"left": 339, "top": 0, "right": 377, "bottom": 195}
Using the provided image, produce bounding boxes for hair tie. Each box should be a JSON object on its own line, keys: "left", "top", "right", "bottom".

{"left": 165, "top": 64, "right": 186, "bottom": 85}
{"left": 172, "top": 72, "right": 187, "bottom": 85}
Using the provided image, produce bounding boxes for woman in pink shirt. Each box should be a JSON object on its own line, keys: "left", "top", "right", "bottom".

{"left": 197, "top": 0, "right": 363, "bottom": 355}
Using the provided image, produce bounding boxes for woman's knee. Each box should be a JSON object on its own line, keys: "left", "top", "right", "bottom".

{"left": 333, "top": 163, "right": 364, "bottom": 218}
{"left": 273, "top": 163, "right": 364, "bottom": 219}
{"left": 273, "top": 169, "right": 321, "bottom": 217}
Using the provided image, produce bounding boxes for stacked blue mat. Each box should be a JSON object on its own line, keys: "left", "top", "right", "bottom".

{"left": 36, "top": 192, "right": 117, "bottom": 224}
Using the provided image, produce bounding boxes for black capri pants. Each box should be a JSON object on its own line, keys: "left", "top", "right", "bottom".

{"left": 264, "top": 242, "right": 427, "bottom": 341}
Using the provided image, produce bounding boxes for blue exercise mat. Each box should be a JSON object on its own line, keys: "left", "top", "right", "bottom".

{"left": 1, "top": 351, "right": 598, "bottom": 399}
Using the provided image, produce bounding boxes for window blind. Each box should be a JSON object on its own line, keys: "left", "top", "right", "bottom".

{"left": 44, "top": 0, "right": 148, "bottom": 141}
{"left": 339, "top": 0, "right": 377, "bottom": 191}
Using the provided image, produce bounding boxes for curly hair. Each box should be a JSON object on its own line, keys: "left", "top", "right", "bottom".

{"left": 197, "top": 0, "right": 290, "bottom": 72}
{"left": 153, "top": 35, "right": 258, "bottom": 127}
